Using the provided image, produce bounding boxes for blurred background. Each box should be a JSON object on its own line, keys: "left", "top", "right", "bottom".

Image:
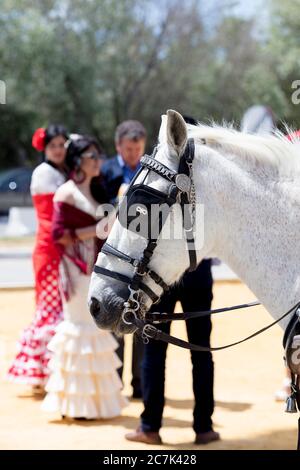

{"left": 0, "top": 2, "right": 300, "bottom": 450}
{"left": 0, "top": 0, "right": 299, "bottom": 283}
{"left": 1, "top": 0, "right": 299, "bottom": 168}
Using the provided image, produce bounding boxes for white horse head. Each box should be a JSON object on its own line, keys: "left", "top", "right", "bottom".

{"left": 88, "top": 110, "right": 300, "bottom": 335}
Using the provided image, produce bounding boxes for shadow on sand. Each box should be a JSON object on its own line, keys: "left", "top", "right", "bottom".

{"left": 165, "top": 397, "right": 252, "bottom": 412}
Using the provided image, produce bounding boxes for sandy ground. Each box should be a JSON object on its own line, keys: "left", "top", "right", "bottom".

{"left": 0, "top": 281, "right": 297, "bottom": 450}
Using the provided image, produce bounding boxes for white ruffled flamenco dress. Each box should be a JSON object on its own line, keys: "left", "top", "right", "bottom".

{"left": 42, "top": 180, "right": 128, "bottom": 419}
{"left": 41, "top": 318, "right": 128, "bottom": 419}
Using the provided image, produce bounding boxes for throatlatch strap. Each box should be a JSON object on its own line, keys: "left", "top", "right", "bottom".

{"left": 178, "top": 138, "right": 195, "bottom": 173}
{"left": 179, "top": 140, "right": 197, "bottom": 271}
{"left": 180, "top": 192, "right": 197, "bottom": 271}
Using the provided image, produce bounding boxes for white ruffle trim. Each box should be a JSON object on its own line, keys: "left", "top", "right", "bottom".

{"left": 42, "top": 391, "right": 128, "bottom": 419}
{"left": 42, "top": 321, "right": 128, "bottom": 418}
{"left": 48, "top": 351, "right": 122, "bottom": 374}
{"left": 47, "top": 321, "right": 119, "bottom": 355}
{"left": 16, "top": 324, "right": 57, "bottom": 356}
{"left": 45, "top": 370, "right": 123, "bottom": 396}
{"left": 6, "top": 375, "right": 48, "bottom": 386}
{"left": 8, "top": 357, "right": 50, "bottom": 372}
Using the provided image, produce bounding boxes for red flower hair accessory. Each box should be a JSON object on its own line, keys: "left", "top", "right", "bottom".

{"left": 32, "top": 127, "right": 46, "bottom": 151}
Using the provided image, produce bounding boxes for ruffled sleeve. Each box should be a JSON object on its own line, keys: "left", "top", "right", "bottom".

{"left": 31, "top": 162, "right": 65, "bottom": 196}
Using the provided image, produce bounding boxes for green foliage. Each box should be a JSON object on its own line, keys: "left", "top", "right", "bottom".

{"left": 267, "top": 0, "right": 300, "bottom": 126}
{"left": 0, "top": 0, "right": 299, "bottom": 168}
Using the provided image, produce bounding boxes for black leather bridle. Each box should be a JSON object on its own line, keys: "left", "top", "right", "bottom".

{"left": 92, "top": 137, "right": 299, "bottom": 351}
{"left": 93, "top": 138, "right": 198, "bottom": 323}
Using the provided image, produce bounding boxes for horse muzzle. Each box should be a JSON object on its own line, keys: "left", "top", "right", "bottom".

{"left": 89, "top": 295, "right": 137, "bottom": 335}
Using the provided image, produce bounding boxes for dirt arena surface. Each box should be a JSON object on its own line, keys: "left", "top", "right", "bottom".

{"left": 0, "top": 281, "right": 297, "bottom": 450}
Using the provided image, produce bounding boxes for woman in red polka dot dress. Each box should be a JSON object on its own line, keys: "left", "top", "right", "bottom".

{"left": 41, "top": 135, "right": 127, "bottom": 419}
{"left": 8, "top": 125, "right": 69, "bottom": 392}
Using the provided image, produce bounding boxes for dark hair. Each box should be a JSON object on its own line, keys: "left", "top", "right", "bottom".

{"left": 66, "top": 135, "right": 108, "bottom": 204}
{"left": 115, "top": 120, "right": 146, "bottom": 143}
{"left": 44, "top": 124, "right": 69, "bottom": 146}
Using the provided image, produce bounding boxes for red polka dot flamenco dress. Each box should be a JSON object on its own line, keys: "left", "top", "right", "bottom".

{"left": 8, "top": 162, "right": 66, "bottom": 386}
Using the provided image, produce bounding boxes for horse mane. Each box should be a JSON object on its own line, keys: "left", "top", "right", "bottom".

{"left": 188, "top": 122, "right": 300, "bottom": 179}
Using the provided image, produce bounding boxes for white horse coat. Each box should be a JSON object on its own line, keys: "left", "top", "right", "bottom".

{"left": 88, "top": 110, "right": 300, "bottom": 334}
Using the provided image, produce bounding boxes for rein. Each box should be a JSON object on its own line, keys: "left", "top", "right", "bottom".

{"left": 128, "top": 301, "right": 300, "bottom": 352}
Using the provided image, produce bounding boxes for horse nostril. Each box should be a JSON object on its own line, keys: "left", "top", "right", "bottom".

{"left": 89, "top": 297, "right": 101, "bottom": 318}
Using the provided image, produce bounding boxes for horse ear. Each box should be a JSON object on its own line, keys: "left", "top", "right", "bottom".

{"left": 166, "top": 109, "right": 187, "bottom": 156}
{"left": 158, "top": 114, "right": 168, "bottom": 144}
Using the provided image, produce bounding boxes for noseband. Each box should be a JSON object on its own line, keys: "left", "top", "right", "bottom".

{"left": 93, "top": 138, "right": 198, "bottom": 323}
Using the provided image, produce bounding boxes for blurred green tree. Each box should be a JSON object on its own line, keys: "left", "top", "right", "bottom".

{"left": 0, "top": 0, "right": 299, "bottom": 168}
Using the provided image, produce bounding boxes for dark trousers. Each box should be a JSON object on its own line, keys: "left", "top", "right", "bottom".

{"left": 141, "top": 260, "right": 214, "bottom": 434}
{"left": 115, "top": 333, "right": 144, "bottom": 392}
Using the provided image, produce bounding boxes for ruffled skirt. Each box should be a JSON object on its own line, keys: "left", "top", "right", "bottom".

{"left": 41, "top": 320, "right": 128, "bottom": 418}
{"left": 7, "top": 258, "right": 63, "bottom": 385}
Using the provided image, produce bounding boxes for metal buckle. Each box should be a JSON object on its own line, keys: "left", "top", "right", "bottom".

{"left": 123, "top": 288, "right": 140, "bottom": 325}
{"left": 134, "top": 267, "right": 147, "bottom": 277}
{"left": 146, "top": 311, "right": 167, "bottom": 324}
{"left": 175, "top": 174, "right": 191, "bottom": 193}
{"left": 142, "top": 324, "right": 157, "bottom": 344}
{"left": 122, "top": 309, "right": 138, "bottom": 325}
{"left": 126, "top": 287, "right": 140, "bottom": 311}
